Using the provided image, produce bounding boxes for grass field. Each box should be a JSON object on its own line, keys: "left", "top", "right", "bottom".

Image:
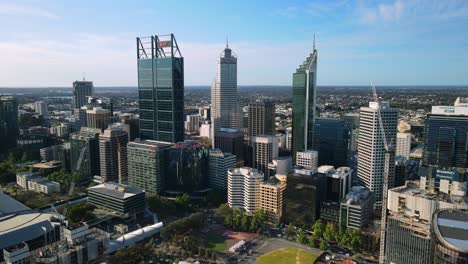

{"left": 204, "top": 232, "right": 226, "bottom": 252}
{"left": 257, "top": 247, "right": 318, "bottom": 264}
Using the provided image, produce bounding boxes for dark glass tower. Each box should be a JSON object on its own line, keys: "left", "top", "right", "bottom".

{"left": 137, "top": 34, "right": 184, "bottom": 143}
{"left": 292, "top": 39, "right": 317, "bottom": 163}
{"left": 313, "top": 118, "right": 351, "bottom": 167}
{"left": 0, "top": 96, "right": 19, "bottom": 155}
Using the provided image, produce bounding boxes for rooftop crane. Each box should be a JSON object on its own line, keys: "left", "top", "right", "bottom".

{"left": 371, "top": 82, "right": 395, "bottom": 264}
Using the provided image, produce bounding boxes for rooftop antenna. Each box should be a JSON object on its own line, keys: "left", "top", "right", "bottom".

{"left": 313, "top": 32, "right": 316, "bottom": 51}
{"left": 82, "top": 72, "right": 86, "bottom": 81}
{"left": 226, "top": 36, "right": 229, "bottom": 48}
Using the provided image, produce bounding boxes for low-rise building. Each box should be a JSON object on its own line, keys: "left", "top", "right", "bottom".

{"left": 87, "top": 182, "right": 145, "bottom": 215}
{"left": 16, "top": 171, "right": 60, "bottom": 194}
{"left": 339, "top": 186, "right": 374, "bottom": 229}
{"left": 260, "top": 177, "right": 286, "bottom": 225}
{"left": 208, "top": 149, "right": 236, "bottom": 190}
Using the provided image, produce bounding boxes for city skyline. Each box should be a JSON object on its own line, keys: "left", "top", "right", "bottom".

{"left": 1, "top": 0, "right": 468, "bottom": 87}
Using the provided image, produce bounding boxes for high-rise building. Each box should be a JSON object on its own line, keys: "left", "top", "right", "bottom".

{"left": 423, "top": 105, "right": 468, "bottom": 168}
{"left": 211, "top": 42, "right": 240, "bottom": 143}
{"left": 137, "top": 34, "right": 184, "bottom": 143}
{"left": 313, "top": 118, "right": 351, "bottom": 167}
{"left": 319, "top": 166, "right": 353, "bottom": 203}
{"left": 247, "top": 100, "right": 275, "bottom": 139}
{"left": 127, "top": 140, "right": 173, "bottom": 196}
{"left": 296, "top": 150, "right": 318, "bottom": 173}
{"left": 432, "top": 209, "right": 468, "bottom": 264}
{"left": 396, "top": 132, "right": 411, "bottom": 160}
{"left": 86, "top": 107, "right": 110, "bottom": 132}
{"left": 208, "top": 149, "right": 236, "bottom": 190}
{"left": 166, "top": 140, "right": 209, "bottom": 192}
{"left": 384, "top": 181, "right": 468, "bottom": 264}
{"left": 70, "top": 130, "right": 100, "bottom": 177}
{"left": 99, "top": 127, "right": 129, "bottom": 184}
{"left": 252, "top": 135, "right": 278, "bottom": 179}
{"left": 260, "top": 177, "right": 286, "bottom": 225}
{"left": 214, "top": 128, "right": 244, "bottom": 167}
{"left": 72, "top": 80, "right": 94, "bottom": 110}
{"left": 227, "top": 167, "right": 264, "bottom": 214}
{"left": 292, "top": 39, "right": 317, "bottom": 163}
{"left": 185, "top": 114, "right": 200, "bottom": 133}
{"left": 119, "top": 113, "right": 139, "bottom": 141}
{"left": 0, "top": 96, "right": 19, "bottom": 154}
{"left": 34, "top": 101, "right": 48, "bottom": 116}
{"left": 357, "top": 101, "right": 399, "bottom": 209}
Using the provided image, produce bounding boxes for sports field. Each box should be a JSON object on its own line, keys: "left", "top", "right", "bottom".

{"left": 257, "top": 247, "right": 318, "bottom": 264}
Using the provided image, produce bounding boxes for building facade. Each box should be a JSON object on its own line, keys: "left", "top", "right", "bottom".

{"left": 208, "top": 149, "right": 236, "bottom": 190}
{"left": 247, "top": 99, "right": 275, "bottom": 140}
{"left": 252, "top": 135, "right": 278, "bottom": 179}
{"left": 87, "top": 182, "right": 145, "bottom": 215}
{"left": 357, "top": 101, "right": 399, "bottom": 209}
{"left": 227, "top": 167, "right": 264, "bottom": 214}
{"left": 339, "top": 186, "right": 374, "bottom": 229}
{"left": 214, "top": 128, "right": 244, "bottom": 167}
{"left": 99, "top": 127, "right": 129, "bottom": 184}
{"left": 313, "top": 118, "right": 351, "bottom": 167}
{"left": 127, "top": 140, "right": 172, "bottom": 196}
{"left": 296, "top": 150, "right": 318, "bottom": 173}
{"left": 72, "top": 80, "right": 94, "bottom": 110}
{"left": 292, "top": 41, "right": 317, "bottom": 163}
{"left": 86, "top": 107, "right": 110, "bottom": 132}
{"left": 260, "top": 177, "right": 286, "bottom": 225}
{"left": 396, "top": 132, "right": 411, "bottom": 161}
{"left": 137, "top": 34, "right": 184, "bottom": 142}
{"left": 0, "top": 96, "right": 19, "bottom": 155}
{"left": 70, "top": 130, "right": 100, "bottom": 177}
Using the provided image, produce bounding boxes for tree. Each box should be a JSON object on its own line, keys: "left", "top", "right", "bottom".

{"left": 296, "top": 228, "right": 307, "bottom": 244}
{"left": 319, "top": 240, "right": 328, "bottom": 251}
{"left": 216, "top": 203, "right": 232, "bottom": 218}
{"left": 175, "top": 193, "right": 191, "bottom": 211}
{"left": 323, "top": 223, "right": 337, "bottom": 242}
{"left": 66, "top": 203, "right": 96, "bottom": 223}
{"left": 312, "top": 220, "right": 325, "bottom": 239}
{"left": 21, "top": 152, "right": 28, "bottom": 162}
{"left": 309, "top": 235, "right": 318, "bottom": 248}
{"left": 241, "top": 214, "right": 249, "bottom": 231}
{"left": 285, "top": 224, "right": 295, "bottom": 239}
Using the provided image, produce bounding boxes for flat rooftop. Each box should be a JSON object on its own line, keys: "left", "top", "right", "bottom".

{"left": 392, "top": 181, "right": 467, "bottom": 205}
{"left": 0, "top": 193, "right": 30, "bottom": 216}
{"left": 88, "top": 182, "right": 144, "bottom": 199}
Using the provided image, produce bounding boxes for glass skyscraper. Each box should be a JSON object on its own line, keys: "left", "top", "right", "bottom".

{"left": 72, "top": 80, "right": 94, "bottom": 110}
{"left": 292, "top": 40, "right": 317, "bottom": 163}
{"left": 137, "top": 34, "right": 184, "bottom": 143}
{"left": 313, "top": 118, "right": 351, "bottom": 167}
{"left": 0, "top": 96, "right": 19, "bottom": 155}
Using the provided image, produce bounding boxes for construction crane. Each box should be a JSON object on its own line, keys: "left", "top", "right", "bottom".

{"left": 69, "top": 146, "right": 87, "bottom": 196}
{"left": 371, "top": 82, "right": 395, "bottom": 264}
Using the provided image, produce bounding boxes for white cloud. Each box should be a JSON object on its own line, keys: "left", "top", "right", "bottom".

{"left": 0, "top": 2, "right": 60, "bottom": 19}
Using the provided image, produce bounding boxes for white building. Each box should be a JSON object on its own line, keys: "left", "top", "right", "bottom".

{"left": 199, "top": 122, "right": 211, "bottom": 138}
{"left": 296, "top": 150, "right": 318, "bottom": 173}
{"left": 185, "top": 114, "right": 200, "bottom": 133}
{"left": 211, "top": 42, "right": 240, "bottom": 144}
{"left": 227, "top": 167, "right": 264, "bottom": 214}
{"left": 252, "top": 135, "right": 279, "bottom": 179}
{"left": 357, "top": 101, "right": 399, "bottom": 209}
{"left": 17, "top": 171, "right": 60, "bottom": 194}
{"left": 34, "top": 101, "right": 48, "bottom": 116}
{"left": 396, "top": 132, "right": 411, "bottom": 160}
{"left": 208, "top": 149, "right": 236, "bottom": 190}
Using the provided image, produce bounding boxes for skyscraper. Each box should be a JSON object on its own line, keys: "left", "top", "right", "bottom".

{"left": 313, "top": 118, "right": 351, "bottom": 167}
{"left": 227, "top": 167, "right": 264, "bottom": 213}
{"left": 292, "top": 38, "right": 317, "bottom": 163}
{"left": 211, "top": 41, "right": 240, "bottom": 145}
{"left": 0, "top": 96, "right": 19, "bottom": 155}
{"left": 70, "top": 130, "right": 100, "bottom": 178}
{"left": 247, "top": 99, "right": 275, "bottom": 139}
{"left": 99, "top": 127, "right": 129, "bottom": 184}
{"left": 252, "top": 135, "right": 279, "bottom": 179}
{"left": 214, "top": 128, "right": 244, "bottom": 167}
{"left": 423, "top": 105, "right": 468, "bottom": 168}
{"left": 127, "top": 140, "right": 173, "bottom": 196}
{"left": 86, "top": 107, "right": 110, "bottom": 132}
{"left": 72, "top": 80, "right": 94, "bottom": 110}
{"left": 137, "top": 34, "right": 184, "bottom": 143}
{"left": 357, "top": 101, "right": 398, "bottom": 209}
{"left": 396, "top": 132, "right": 411, "bottom": 161}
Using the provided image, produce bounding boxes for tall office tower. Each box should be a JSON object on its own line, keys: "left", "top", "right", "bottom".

{"left": 357, "top": 101, "right": 398, "bottom": 209}
{"left": 99, "top": 127, "right": 129, "bottom": 184}
{"left": 199, "top": 106, "right": 210, "bottom": 121}
{"left": 383, "top": 181, "right": 467, "bottom": 264}
{"left": 432, "top": 209, "right": 468, "bottom": 264}
{"left": 185, "top": 114, "right": 200, "bottom": 133}
{"left": 253, "top": 135, "right": 279, "bottom": 179}
{"left": 119, "top": 113, "right": 139, "bottom": 141}
{"left": 127, "top": 140, "right": 173, "bottom": 196}
{"left": 166, "top": 140, "right": 209, "bottom": 192}
{"left": 86, "top": 107, "right": 110, "bottom": 132}
{"left": 296, "top": 150, "right": 318, "bottom": 173}
{"left": 286, "top": 127, "right": 292, "bottom": 151}
{"left": 227, "top": 167, "right": 264, "bottom": 214}
{"left": 318, "top": 166, "right": 353, "bottom": 202}
{"left": 247, "top": 99, "right": 275, "bottom": 139}
{"left": 313, "top": 118, "right": 351, "bottom": 167}
{"left": 137, "top": 34, "right": 184, "bottom": 142}
{"left": 34, "top": 101, "right": 48, "bottom": 116}
{"left": 72, "top": 80, "right": 94, "bottom": 110}
{"left": 70, "top": 130, "right": 100, "bottom": 177}
{"left": 214, "top": 128, "right": 244, "bottom": 167}
{"left": 211, "top": 42, "right": 240, "bottom": 145}
{"left": 394, "top": 157, "right": 407, "bottom": 187}
{"left": 396, "top": 132, "right": 411, "bottom": 160}
{"left": 0, "top": 96, "right": 19, "bottom": 154}
{"left": 292, "top": 38, "right": 317, "bottom": 163}
{"left": 260, "top": 177, "right": 286, "bottom": 225}
{"left": 423, "top": 105, "right": 468, "bottom": 168}
{"left": 208, "top": 149, "right": 236, "bottom": 190}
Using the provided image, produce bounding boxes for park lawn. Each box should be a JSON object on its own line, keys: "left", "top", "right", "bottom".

{"left": 257, "top": 247, "right": 318, "bottom": 264}
{"left": 204, "top": 232, "right": 226, "bottom": 252}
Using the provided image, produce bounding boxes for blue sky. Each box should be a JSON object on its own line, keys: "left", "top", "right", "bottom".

{"left": 0, "top": 0, "right": 467, "bottom": 86}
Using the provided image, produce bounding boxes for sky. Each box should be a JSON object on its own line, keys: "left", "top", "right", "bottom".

{"left": 0, "top": 0, "right": 467, "bottom": 87}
